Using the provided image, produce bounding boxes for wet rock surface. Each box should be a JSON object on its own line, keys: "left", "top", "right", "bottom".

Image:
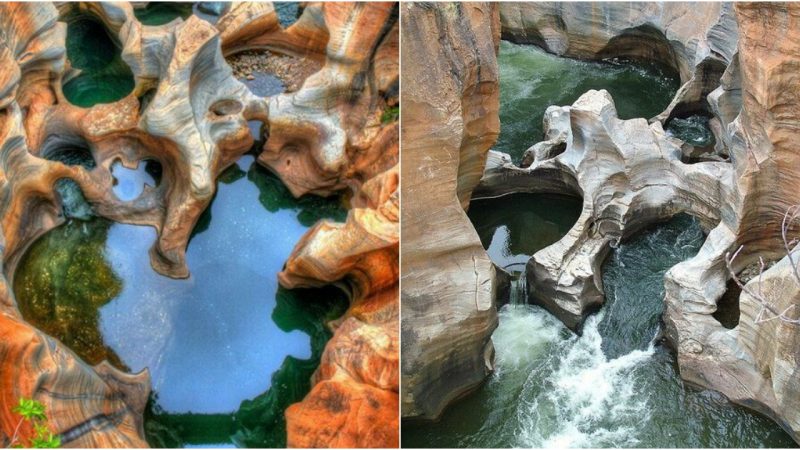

{"left": 402, "top": 0, "right": 800, "bottom": 445}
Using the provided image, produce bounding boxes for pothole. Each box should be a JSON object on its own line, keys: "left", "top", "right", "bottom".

{"left": 62, "top": 12, "right": 135, "bottom": 107}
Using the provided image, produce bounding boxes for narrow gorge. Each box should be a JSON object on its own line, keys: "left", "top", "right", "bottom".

{"left": 401, "top": 2, "right": 800, "bottom": 447}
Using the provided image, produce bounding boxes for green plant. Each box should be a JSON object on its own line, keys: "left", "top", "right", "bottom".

{"left": 381, "top": 105, "right": 399, "bottom": 124}
{"left": 6, "top": 398, "right": 60, "bottom": 448}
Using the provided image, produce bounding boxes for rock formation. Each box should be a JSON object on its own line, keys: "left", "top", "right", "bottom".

{"left": 400, "top": 2, "right": 501, "bottom": 421}
{"left": 403, "top": 0, "right": 800, "bottom": 443}
{"left": 0, "top": 1, "right": 397, "bottom": 448}
{"left": 498, "top": 2, "right": 738, "bottom": 126}
{"left": 474, "top": 90, "right": 729, "bottom": 329}
{"left": 662, "top": 2, "right": 800, "bottom": 442}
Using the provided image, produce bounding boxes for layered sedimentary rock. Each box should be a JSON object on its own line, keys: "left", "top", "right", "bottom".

{"left": 474, "top": 90, "right": 730, "bottom": 329}
{"left": 662, "top": 2, "right": 800, "bottom": 441}
{"left": 405, "top": 0, "right": 800, "bottom": 443}
{"left": 0, "top": 3, "right": 149, "bottom": 446}
{"left": 249, "top": 3, "right": 400, "bottom": 446}
{"left": 0, "top": 1, "right": 398, "bottom": 448}
{"left": 400, "top": 2, "right": 501, "bottom": 421}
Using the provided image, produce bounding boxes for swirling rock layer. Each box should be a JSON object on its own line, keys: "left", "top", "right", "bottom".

{"left": 0, "top": 1, "right": 397, "bottom": 448}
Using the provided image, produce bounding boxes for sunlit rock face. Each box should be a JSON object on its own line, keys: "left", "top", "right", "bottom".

{"left": 0, "top": 1, "right": 397, "bottom": 448}
{"left": 475, "top": 89, "right": 730, "bottom": 330}
{"left": 400, "top": 2, "right": 501, "bottom": 421}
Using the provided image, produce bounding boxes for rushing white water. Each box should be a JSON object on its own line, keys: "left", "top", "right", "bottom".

{"left": 488, "top": 306, "right": 654, "bottom": 448}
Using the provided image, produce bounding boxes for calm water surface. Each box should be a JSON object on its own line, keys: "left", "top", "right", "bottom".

{"left": 15, "top": 156, "right": 347, "bottom": 447}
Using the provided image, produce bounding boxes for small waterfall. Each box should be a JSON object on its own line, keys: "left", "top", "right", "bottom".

{"left": 510, "top": 270, "right": 528, "bottom": 307}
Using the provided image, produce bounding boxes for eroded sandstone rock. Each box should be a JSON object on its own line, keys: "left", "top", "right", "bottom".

{"left": 400, "top": 2, "right": 501, "bottom": 421}
{"left": 0, "top": 1, "right": 397, "bottom": 447}
{"left": 405, "top": 1, "right": 800, "bottom": 443}
{"left": 475, "top": 89, "right": 730, "bottom": 329}
{"left": 662, "top": 2, "right": 800, "bottom": 441}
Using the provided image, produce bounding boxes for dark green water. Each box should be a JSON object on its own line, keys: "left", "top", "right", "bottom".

{"left": 14, "top": 155, "right": 348, "bottom": 448}
{"left": 133, "top": 2, "right": 194, "bottom": 26}
{"left": 63, "top": 13, "right": 135, "bottom": 107}
{"left": 403, "top": 215, "right": 797, "bottom": 448}
{"left": 666, "top": 115, "right": 716, "bottom": 148}
{"left": 467, "top": 194, "right": 582, "bottom": 273}
{"left": 497, "top": 40, "right": 680, "bottom": 163}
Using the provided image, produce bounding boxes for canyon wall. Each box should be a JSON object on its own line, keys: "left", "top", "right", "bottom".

{"left": 499, "top": 2, "right": 738, "bottom": 124}
{"left": 663, "top": 2, "right": 800, "bottom": 441}
{"left": 0, "top": 2, "right": 398, "bottom": 447}
{"left": 400, "top": 2, "right": 500, "bottom": 421}
{"left": 403, "top": 0, "right": 800, "bottom": 443}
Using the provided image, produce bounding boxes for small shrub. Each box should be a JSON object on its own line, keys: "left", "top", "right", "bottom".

{"left": 381, "top": 105, "right": 399, "bottom": 124}
{"left": 7, "top": 398, "right": 60, "bottom": 448}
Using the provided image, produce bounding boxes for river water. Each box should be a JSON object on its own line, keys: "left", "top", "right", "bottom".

{"left": 403, "top": 215, "right": 796, "bottom": 447}
{"left": 495, "top": 40, "right": 679, "bottom": 163}
{"left": 404, "top": 40, "right": 793, "bottom": 446}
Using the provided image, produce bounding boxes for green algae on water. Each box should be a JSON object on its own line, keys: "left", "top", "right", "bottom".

{"left": 14, "top": 155, "right": 348, "bottom": 448}
{"left": 497, "top": 40, "right": 680, "bottom": 163}
{"left": 63, "top": 14, "right": 134, "bottom": 107}
{"left": 14, "top": 218, "right": 127, "bottom": 369}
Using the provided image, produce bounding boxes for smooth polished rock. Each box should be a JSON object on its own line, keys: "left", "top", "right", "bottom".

{"left": 400, "top": 2, "right": 501, "bottom": 421}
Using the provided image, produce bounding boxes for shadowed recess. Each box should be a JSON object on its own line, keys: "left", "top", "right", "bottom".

{"left": 666, "top": 114, "right": 716, "bottom": 148}
{"left": 62, "top": 13, "right": 135, "bottom": 107}
{"left": 133, "top": 2, "right": 193, "bottom": 26}
{"left": 467, "top": 194, "right": 582, "bottom": 273}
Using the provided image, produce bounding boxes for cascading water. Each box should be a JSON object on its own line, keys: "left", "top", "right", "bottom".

{"left": 509, "top": 270, "right": 527, "bottom": 307}
{"left": 403, "top": 215, "right": 797, "bottom": 448}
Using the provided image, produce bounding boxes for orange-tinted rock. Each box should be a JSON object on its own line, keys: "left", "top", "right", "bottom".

{"left": 1, "top": 1, "right": 398, "bottom": 447}
{"left": 285, "top": 380, "right": 398, "bottom": 448}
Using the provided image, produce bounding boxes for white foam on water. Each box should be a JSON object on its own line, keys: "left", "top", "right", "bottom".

{"left": 491, "top": 305, "right": 654, "bottom": 448}
{"left": 492, "top": 305, "right": 563, "bottom": 375}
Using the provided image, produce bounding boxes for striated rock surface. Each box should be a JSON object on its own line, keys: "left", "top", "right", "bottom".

{"left": 662, "top": 2, "right": 800, "bottom": 442}
{"left": 0, "top": 3, "right": 148, "bottom": 447}
{"left": 404, "top": 0, "right": 800, "bottom": 443}
{"left": 0, "top": 1, "right": 397, "bottom": 448}
{"left": 269, "top": 3, "right": 400, "bottom": 446}
{"left": 400, "top": 2, "right": 501, "bottom": 421}
{"left": 474, "top": 90, "right": 730, "bottom": 329}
